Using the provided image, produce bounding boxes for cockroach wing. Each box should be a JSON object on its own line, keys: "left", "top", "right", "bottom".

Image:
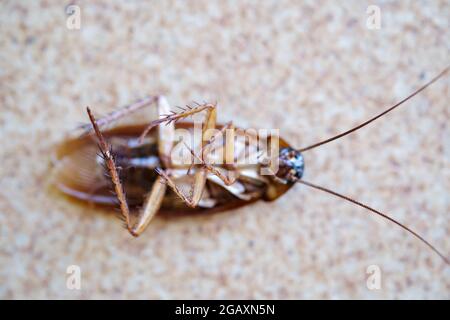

{"left": 52, "top": 134, "right": 120, "bottom": 206}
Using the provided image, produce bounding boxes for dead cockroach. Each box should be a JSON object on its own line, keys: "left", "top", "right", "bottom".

{"left": 52, "top": 67, "right": 449, "bottom": 264}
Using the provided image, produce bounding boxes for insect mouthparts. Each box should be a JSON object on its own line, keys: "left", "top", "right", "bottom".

{"left": 275, "top": 147, "right": 305, "bottom": 183}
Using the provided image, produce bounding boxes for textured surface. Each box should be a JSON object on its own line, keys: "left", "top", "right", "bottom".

{"left": 0, "top": 0, "right": 449, "bottom": 299}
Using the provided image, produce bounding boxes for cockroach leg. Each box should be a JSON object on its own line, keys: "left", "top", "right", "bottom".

{"left": 129, "top": 177, "right": 167, "bottom": 236}
{"left": 202, "top": 121, "right": 234, "bottom": 159}
{"left": 187, "top": 107, "right": 238, "bottom": 185}
{"left": 86, "top": 107, "right": 133, "bottom": 232}
{"left": 183, "top": 142, "right": 239, "bottom": 186}
{"left": 128, "top": 97, "right": 177, "bottom": 234}
{"left": 187, "top": 121, "right": 235, "bottom": 175}
{"left": 80, "top": 96, "right": 158, "bottom": 134}
{"left": 152, "top": 102, "right": 220, "bottom": 208}
{"left": 87, "top": 104, "right": 172, "bottom": 237}
{"left": 156, "top": 96, "right": 175, "bottom": 167}
{"left": 138, "top": 102, "right": 217, "bottom": 143}
{"left": 155, "top": 168, "right": 207, "bottom": 208}
{"left": 258, "top": 159, "right": 287, "bottom": 184}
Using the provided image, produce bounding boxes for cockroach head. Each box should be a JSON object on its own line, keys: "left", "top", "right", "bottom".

{"left": 275, "top": 147, "right": 305, "bottom": 183}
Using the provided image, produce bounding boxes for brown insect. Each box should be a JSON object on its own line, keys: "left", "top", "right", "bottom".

{"left": 52, "top": 67, "right": 449, "bottom": 264}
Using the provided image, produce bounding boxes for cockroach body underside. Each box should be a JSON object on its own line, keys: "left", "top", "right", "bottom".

{"left": 53, "top": 123, "right": 295, "bottom": 216}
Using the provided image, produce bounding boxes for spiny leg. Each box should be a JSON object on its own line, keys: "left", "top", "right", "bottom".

{"left": 184, "top": 142, "right": 239, "bottom": 186}
{"left": 156, "top": 168, "right": 207, "bottom": 208}
{"left": 153, "top": 103, "right": 218, "bottom": 207}
{"left": 87, "top": 107, "right": 169, "bottom": 237}
{"left": 189, "top": 119, "right": 238, "bottom": 185}
{"left": 128, "top": 96, "right": 176, "bottom": 234}
{"left": 187, "top": 121, "right": 234, "bottom": 175}
{"left": 202, "top": 121, "right": 234, "bottom": 160}
{"left": 80, "top": 96, "right": 158, "bottom": 134}
{"left": 130, "top": 177, "right": 167, "bottom": 237}
{"left": 138, "top": 102, "right": 217, "bottom": 143}
{"left": 86, "top": 107, "right": 132, "bottom": 231}
{"left": 87, "top": 98, "right": 213, "bottom": 235}
{"left": 157, "top": 96, "right": 175, "bottom": 167}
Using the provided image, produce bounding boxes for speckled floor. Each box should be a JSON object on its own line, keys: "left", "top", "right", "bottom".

{"left": 0, "top": 0, "right": 449, "bottom": 299}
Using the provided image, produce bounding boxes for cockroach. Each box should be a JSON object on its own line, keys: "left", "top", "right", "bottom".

{"left": 52, "top": 67, "right": 449, "bottom": 264}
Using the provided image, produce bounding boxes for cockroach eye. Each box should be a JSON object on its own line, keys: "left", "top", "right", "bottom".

{"left": 276, "top": 147, "right": 305, "bottom": 183}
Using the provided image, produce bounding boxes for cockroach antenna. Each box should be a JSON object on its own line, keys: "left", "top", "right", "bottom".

{"left": 297, "top": 179, "right": 449, "bottom": 264}
{"left": 290, "top": 66, "right": 450, "bottom": 264}
{"left": 298, "top": 66, "right": 449, "bottom": 152}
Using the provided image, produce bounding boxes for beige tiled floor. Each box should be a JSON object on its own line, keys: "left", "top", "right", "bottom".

{"left": 0, "top": 0, "right": 449, "bottom": 299}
